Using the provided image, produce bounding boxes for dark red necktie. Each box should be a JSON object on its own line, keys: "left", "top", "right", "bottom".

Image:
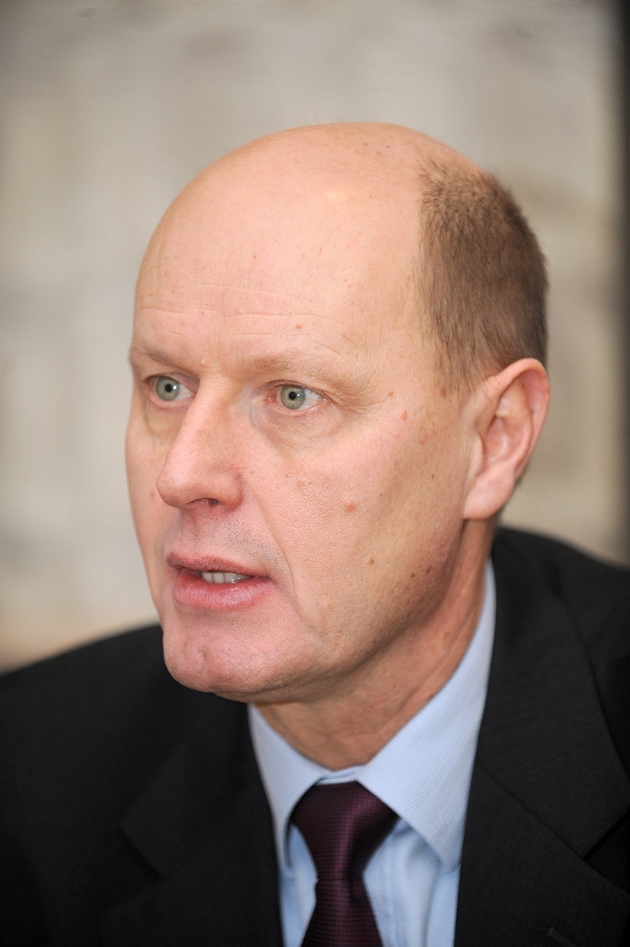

{"left": 291, "top": 781, "right": 397, "bottom": 947}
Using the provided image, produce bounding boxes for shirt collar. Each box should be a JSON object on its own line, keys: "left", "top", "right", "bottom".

{"left": 249, "top": 561, "right": 495, "bottom": 874}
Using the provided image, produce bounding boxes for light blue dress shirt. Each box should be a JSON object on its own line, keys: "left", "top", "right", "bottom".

{"left": 249, "top": 562, "right": 495, "bottom": 947}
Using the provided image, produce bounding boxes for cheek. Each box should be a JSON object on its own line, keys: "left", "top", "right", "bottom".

{"left": 267, "top": 417, "right": 467, "bottom": 589}
{"left": 260, "top": 433, "right": 414, "bottom": 573}
{"left": 247, "top": 435, "right": 460, "bottom": 664}
{"left": 125, "top": 414, "right": 170, "bottom": 549}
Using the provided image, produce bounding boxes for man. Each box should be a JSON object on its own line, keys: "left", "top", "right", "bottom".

{"left": 1, "top": 123, "right": 630, "bottom": 947}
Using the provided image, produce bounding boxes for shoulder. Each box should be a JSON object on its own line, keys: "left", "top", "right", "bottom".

{"left": 493, "top": 525, "right": 630, "bottom": 591}
{"left": 493, "top": 527, "right": 630, "bottom": 770}
{"left": 493, "top": 527, "right": 630, "bottom": 645}
{"left": 0, "top": 624, "right": 245, "bottom": 816}
{"left": 0, "top": 623, "right": 169, "bottom": 707}
{"left": 0, "top": 625, "right": 189, "bottom": 754}
{"left": 0, "top": 628, "right": 253, "bottom": 942}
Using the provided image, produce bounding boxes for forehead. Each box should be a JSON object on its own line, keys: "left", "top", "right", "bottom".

{"left": 134, "top": 157, "right": 426, "bottom": 372}
{"left": 133, "top": 282, "right": 423, "bottom": 402}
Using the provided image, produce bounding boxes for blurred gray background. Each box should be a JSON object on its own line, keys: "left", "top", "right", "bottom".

{"left": 0, "top": 0, "right": 623, "bottom": 669}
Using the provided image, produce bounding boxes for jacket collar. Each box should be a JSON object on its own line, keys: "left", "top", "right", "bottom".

{"left": 455, "top": 531, "right": 630, "bottom": 947}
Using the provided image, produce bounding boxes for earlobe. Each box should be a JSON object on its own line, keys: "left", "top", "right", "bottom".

{"left": 463, "top": 358, "right": 550, "bottom": 521}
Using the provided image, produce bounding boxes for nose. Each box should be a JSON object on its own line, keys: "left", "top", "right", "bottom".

{"left": 156, "top": 399, "right": 245, "bottom": 511}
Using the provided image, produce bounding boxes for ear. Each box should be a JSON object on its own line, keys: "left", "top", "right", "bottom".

{"left": 462, "top": 358, "right": 550, "bottom": 521}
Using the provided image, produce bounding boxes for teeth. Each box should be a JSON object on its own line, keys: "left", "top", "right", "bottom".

{"left": 200, "top": 571, "right": 253, "bottom": 584}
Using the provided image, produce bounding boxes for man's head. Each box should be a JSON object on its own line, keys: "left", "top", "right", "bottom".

{"left": 126, "top": 123, "right": 549, "bottom": 752}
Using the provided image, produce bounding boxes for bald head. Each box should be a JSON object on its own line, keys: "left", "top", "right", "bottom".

{"left": 139, "top": 122, "right": 546, "bottom": 390}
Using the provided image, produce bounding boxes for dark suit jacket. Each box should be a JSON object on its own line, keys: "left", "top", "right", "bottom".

{"left": 2, "top": 529, "right": 630, "bottom": 946}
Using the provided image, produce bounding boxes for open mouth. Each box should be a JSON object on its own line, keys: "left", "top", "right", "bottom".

{"left": 200, "top": 571, "right": 254, "bottom": 584}
{"left": 171, "top": 564, "right": 271, "bottom": 612}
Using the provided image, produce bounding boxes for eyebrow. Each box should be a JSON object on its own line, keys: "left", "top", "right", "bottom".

{"left": 128, "top": 340, "right": 373, "bottom": 397}
{"left": 129, "top": 337, "right": 352, "bottom": 375}
{"left": 128, "top": 344, "right": 177, "bottom": 368}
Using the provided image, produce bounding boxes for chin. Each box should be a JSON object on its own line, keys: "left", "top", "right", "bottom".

{"left": 160, "top": 620, "right": 294, "bottom": 702}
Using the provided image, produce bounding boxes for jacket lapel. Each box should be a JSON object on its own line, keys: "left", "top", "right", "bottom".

{"left": 99, "top": 699, "right": 283, "bottom": 947}
{"left": 455, "top": 533, "right": 630, "bottom": 947}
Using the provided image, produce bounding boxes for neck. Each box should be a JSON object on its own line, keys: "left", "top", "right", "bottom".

{"left": 256, "top": 521, "right": 493, "bottom": 769}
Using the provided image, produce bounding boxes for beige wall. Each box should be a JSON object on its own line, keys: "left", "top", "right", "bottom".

{"left": 0, "top": 0, "right": 622, "bottom": 670}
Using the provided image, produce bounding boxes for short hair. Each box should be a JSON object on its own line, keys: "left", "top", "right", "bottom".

{"left": 417, "top": 163, "right": 548, "bottom": 390}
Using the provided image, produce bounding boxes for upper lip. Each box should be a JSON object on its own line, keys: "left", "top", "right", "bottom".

{"left": 165, "top": 551, "right": 264, "bottom": 576}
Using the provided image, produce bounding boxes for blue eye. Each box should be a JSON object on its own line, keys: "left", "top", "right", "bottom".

{"left": 278, "top": 385, "right": 322, "bottom": 410}
{"left": 155, "top": 376, "right": 184, "bottom": 401}
{"left": 280, "top": 385, "right": 307, "bottom": 409}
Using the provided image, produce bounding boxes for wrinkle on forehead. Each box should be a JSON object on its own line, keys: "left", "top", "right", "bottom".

{"left": 132, "top": 302, "right": 404, "bottom": 388}
{"left": 136, "top": 273, "right": 362, "bottom": 315}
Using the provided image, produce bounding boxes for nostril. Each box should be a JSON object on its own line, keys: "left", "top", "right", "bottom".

{"left": 155, "top": 437, "right": 245, "bottom": 510}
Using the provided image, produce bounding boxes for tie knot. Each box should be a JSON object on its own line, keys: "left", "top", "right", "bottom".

{"left": 292, "top": 781, "right": 397, "bottom": 881}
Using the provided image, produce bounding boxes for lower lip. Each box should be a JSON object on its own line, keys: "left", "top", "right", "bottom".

{"left": 172, "top": 568, "right": 273, "bottom": 612}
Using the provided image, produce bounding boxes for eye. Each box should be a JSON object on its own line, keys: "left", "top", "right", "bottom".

{"left": 278, "top": 384, "right": 320, "bottom": 410}
{"left": 154, "top": 376, "right": 191, "bottom": 402}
